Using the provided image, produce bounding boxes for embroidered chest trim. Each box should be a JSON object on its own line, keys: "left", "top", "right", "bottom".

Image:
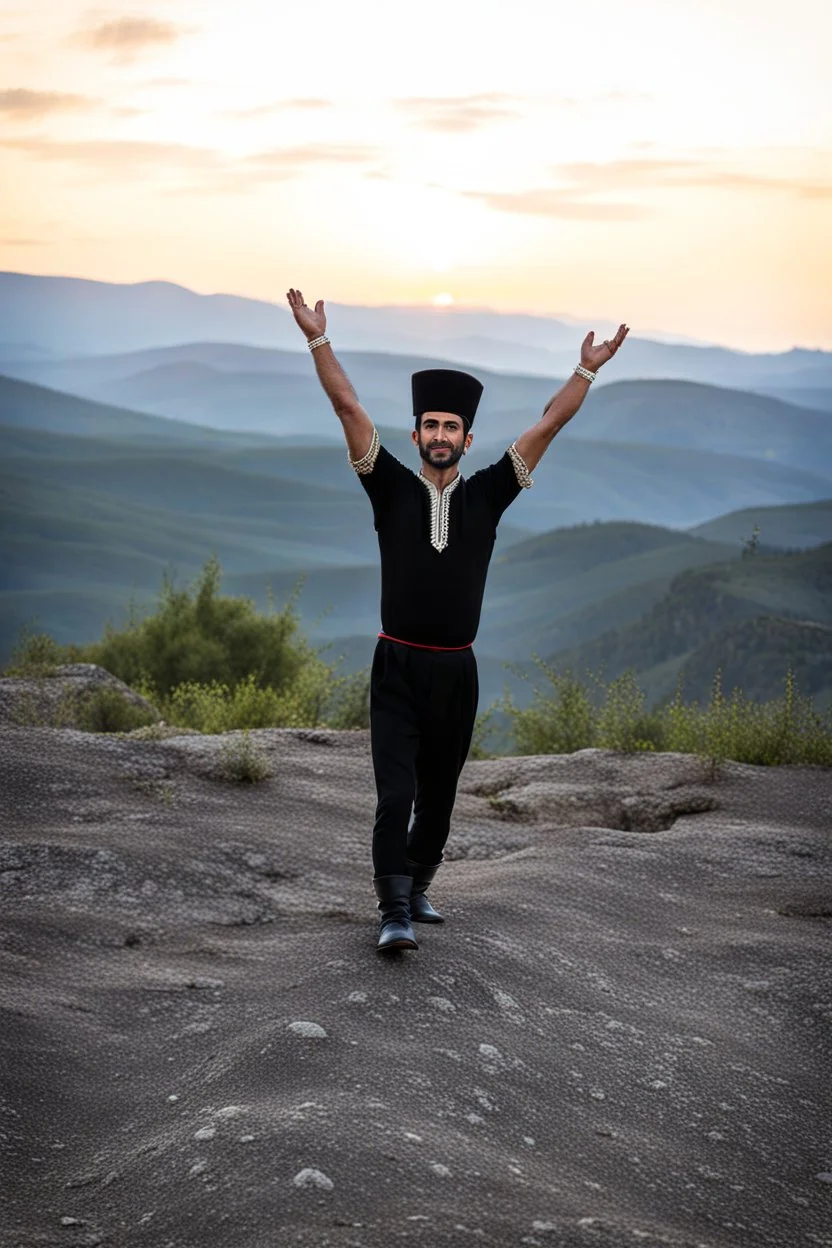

{"left": 417, "top": 472, "right": 462, "bottom": 552}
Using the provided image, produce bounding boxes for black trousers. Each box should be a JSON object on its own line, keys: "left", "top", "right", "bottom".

{"left": 369, "top": 638, "right": 479, "bottom": 877}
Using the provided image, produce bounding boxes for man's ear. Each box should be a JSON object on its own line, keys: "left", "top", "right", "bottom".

{"left": 411, "top": 428, "right": 419, "bottom": 446}
{"left": 464, "top": 432, "right": 473, "bottom": 453}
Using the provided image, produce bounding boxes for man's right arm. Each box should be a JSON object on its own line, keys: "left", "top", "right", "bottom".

{"left": 285, "top": 287, "right": 374, "bottom": 462}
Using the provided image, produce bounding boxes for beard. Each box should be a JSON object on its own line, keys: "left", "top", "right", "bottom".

{"left": 417, "top": 437, "right": 465, "bottom": 469}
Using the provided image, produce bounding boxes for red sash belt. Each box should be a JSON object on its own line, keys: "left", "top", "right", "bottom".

{"left": 378, "top": 632, "right": 473, "bottom": 652}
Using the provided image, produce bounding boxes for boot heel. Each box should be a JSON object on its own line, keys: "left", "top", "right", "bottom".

{"left": 406, "top": 858, "right": 444, "bottom": 924}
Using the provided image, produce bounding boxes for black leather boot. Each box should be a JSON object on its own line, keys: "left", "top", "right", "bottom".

{"left": 373, "top": 875, "right": 418, "bottom": 952}
{"left": 406, "top": 857, "right": 444, "bottom": 923}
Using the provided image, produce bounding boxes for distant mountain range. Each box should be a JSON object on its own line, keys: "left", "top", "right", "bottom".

{"left": 2, "top": 367, "right": 831, "bottom": 708}
{"left": 2, "top": 274, "right": 831, "bottom": 712}
{"left": 2, "top": 271, "right": 832, "bottom": 398}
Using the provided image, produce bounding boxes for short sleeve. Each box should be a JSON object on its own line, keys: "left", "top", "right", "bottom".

{"left": 350, "top": 435, "right": 412, "bottom": 529}
{"left": 468, "top": 444, "right": 533, "bottom": 525}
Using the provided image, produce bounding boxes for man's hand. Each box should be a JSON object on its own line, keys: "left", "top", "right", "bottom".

{"left": 286, "top": 288, "right": 326, "bottom": 341}
{"left": 581, "top": 322, "right": 630, "bottom": 373}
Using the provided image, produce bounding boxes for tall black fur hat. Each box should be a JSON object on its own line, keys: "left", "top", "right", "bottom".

{"left": 412, "top": 368, "right": 484, "bottom": 432}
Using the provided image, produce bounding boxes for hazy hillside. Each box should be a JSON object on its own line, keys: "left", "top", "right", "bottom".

{"left": 689, "top": 500, "right": 832, "bottom": 550}
{"left": 678, "top": 616, "right": 832, "bottom": 707}
{"left": 561, "top": 379, "right": 832, "bottom": 474}
{"left": 5, "top": 348, "right": 830, "bottom": 481}
{"left": 7, "top": 376, "right": 831, "bottom": 531}
{"left": 0, "top": 374, "right": 301, "bottom": 449}
{"left": 3, "top": 271, "right": 831, "bottom": 389}
{"left": 546, "top": 544, "right": 832, "bottom": 706}
{"left": 480, "top": 524, "right": 739, "bottom": 659}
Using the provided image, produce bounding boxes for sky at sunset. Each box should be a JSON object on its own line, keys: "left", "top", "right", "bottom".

{"left": 1, "top": 0, "right": 831, "bottom": 353}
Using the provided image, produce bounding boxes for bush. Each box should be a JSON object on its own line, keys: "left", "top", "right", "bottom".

{"left": 663, "top": 669, "right": 832, "bottom": 769}
{"left": 75, "top": 556, "right": 316, "bottom": 699}
{"left": 4, "top": 627, "right": 64, "bottom": 678}
{"left": 325, "top": 667, "right": 371, "bottom": 730}
{"left": 500, "top": 659, "right": 597, "bottom": 756}
{"left": 218, "top": 731, "right": 272, "bottom": 783}
{"left": 494, "top": 662, "right": 832, "bottom": 768}
{"left": 75, "top": 688, "right": 158, "bottom": 734}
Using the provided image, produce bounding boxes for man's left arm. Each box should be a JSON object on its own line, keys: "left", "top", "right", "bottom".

{"left": 513, "top": 323, "right": 630, "bottom": 473}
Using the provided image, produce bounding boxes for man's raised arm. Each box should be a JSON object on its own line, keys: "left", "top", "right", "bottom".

{"left": 513, "top": 323, "right": 630, "bottom": 473}
{"left": 286, "top": 288, "right": 374, "bottom": 462}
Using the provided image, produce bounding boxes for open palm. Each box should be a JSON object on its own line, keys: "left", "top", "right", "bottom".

{"left": 286, "top": 288, "right": 326, "bottom": 339}
{"left": 581, "top": 322, "right": 630, "bottom": 372}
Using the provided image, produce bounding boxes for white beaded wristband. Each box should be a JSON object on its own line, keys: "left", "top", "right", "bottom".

{"left": 307, "top": 335, "right": 330, "bottom": 351}
{"left": 574, "top": 364, "right": 596, "bottom": 383}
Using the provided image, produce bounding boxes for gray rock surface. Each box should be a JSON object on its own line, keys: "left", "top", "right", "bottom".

{"left": 0, "top": 664, "right": 160, "bottom": 728}
{"left": 1, "top": 726, "right": 830, "bottom": 1247}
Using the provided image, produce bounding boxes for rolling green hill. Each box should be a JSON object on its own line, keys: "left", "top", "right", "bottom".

{"left": 562, "top": 379, "right": 832, "bottom": 473}
{"left": 479, "top": 523, "right": 737, "bottom": 657}
{"left": 0, "top": 373, "right": 294, "bottom": 447}
{"left": 688, "top": 499, "right": 832, "bottom": 550}
{"left": 546, "top": 544, "right": 832, "bottom": 706}
{"left": 678, "top": 616, "right": 832, "bottom": 707}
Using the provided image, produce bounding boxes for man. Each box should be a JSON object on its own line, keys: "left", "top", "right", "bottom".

{"left": 286, "top": 287, "right": 629, "bottom": 952}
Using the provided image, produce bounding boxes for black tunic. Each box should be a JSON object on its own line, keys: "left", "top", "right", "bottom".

{"left": 357, "top": 444, "right": 524, "bottom": 648}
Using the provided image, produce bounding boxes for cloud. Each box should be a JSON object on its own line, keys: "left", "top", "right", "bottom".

{"left": 0, "top": 134, "right": 380, "bottom": 193}
{"left": 395, "top": 93, "right": 523, "bottom": 133}
{"left": 552, "top": 158, "right": 832, "bottom": 197}
{"left": 466, "top": 188, "right": 649, "bottom": 221}
{"left": 226, "top": 97, "right": 333, "bottom": 120}
{"left": 0, "top": 87, "right": 94, "bottom": 118}
{"left": 392, "top": 90, "right": 652, "bottom": 133}
{"left": 244, "top": 143, "right": 375, "bottom": 168}
{"left": 0, "top": 135, "right": 222, "bottom": 172}
{"left": 73, "top": 16, "right": 186, "bottom": 63}
{"left": 465, "top": 157, "right": 832, "bottom": 222}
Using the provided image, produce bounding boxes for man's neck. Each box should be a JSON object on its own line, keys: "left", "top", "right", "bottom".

{"left": 419, "top": 462, "right": 461, "bottom": 491}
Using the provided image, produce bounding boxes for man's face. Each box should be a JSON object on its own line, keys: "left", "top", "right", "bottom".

{"left": 413, "top": 412, "right": 472, "bottom": 468}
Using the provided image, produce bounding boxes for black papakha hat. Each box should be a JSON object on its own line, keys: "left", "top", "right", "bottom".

{"left": 412, "top": 368, "right": 484, "bottom": 432}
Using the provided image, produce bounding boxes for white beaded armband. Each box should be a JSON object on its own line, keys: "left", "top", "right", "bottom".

{"left": 307, "top": 335, "right": 330, "bottom": 351}
{"left": 574, "top": 363, "right": 596, "bottom": 383}
{"left": 349, "top": 426, "right": 380, "bottom": 475}
{"left": 507, "top": 441, "right": 533, "bottom": 489}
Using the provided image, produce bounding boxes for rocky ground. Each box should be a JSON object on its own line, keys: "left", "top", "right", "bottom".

{"left": 1, "top": 724, "right": 830, "bottom": 1248}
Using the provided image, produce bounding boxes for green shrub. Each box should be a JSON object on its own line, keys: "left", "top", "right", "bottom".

{"left": 663, "top": 669, "right": 832, "bottom": 769}
{"left": 595, "top": 670, "right": 664, "bottom": 753}
{"left": 500, "top": 659, "right": 597, "bottom": 756}
{"left": 4, "top": 627, "right": 64, "bottom": 677}
{"left": 218, "top": 731, "right": 272, "bottom": 783}
{"left": 494, "top": 662, "right": 832, "bottom": 767}
{"left": 74, "top": 556, "right": 315, "bottom": 699}
{"left": 326, "top": 667, "right": 371, "bottom": 730}
{"left": 75, "top": 688, "right": 158, "bottom": 734}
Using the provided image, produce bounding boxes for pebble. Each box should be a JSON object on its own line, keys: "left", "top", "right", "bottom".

{"left": 348, "top": 991, "right": 368, "bottom": 1003}
{"left": 430, "top": 1162, "right": 452, "bottom": 1177}
{"left": 288, "top": 1021, "right": 327, "bottom": 1039}
{"left": 478, "top": 1043, "right": 501, "bottom": 1061}
{"left": 60, "top": 1217, "right": 82, "bottom": 1226}
{"left": 194, "top": 1126, "right": 216, "bottom": 1140}
{"left": 167, "top": 1094, "right": 179, "bottom": 1103}
{"left": 215, "top": 1105, "right": 244, "bottom": 1119}
{"left": 293, "top": 1168, "right": 334, "bottom": 1190}
{"left": 428, "top": 996, "right": 456, "bottom": 1013}
{"left": 238, "top": 1134, "right": 256, "bottom": 1143}
{"left": 815, "top": 1172, "right": 832, "bottom": 1183}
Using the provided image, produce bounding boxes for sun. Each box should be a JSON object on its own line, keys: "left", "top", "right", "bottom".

{"left": 432, "top": 292, "right": 454, "bottom": 307}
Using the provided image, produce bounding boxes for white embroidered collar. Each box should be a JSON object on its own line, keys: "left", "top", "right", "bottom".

{"left": 417, "top": 471, "right": 463, "bottom": 553}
